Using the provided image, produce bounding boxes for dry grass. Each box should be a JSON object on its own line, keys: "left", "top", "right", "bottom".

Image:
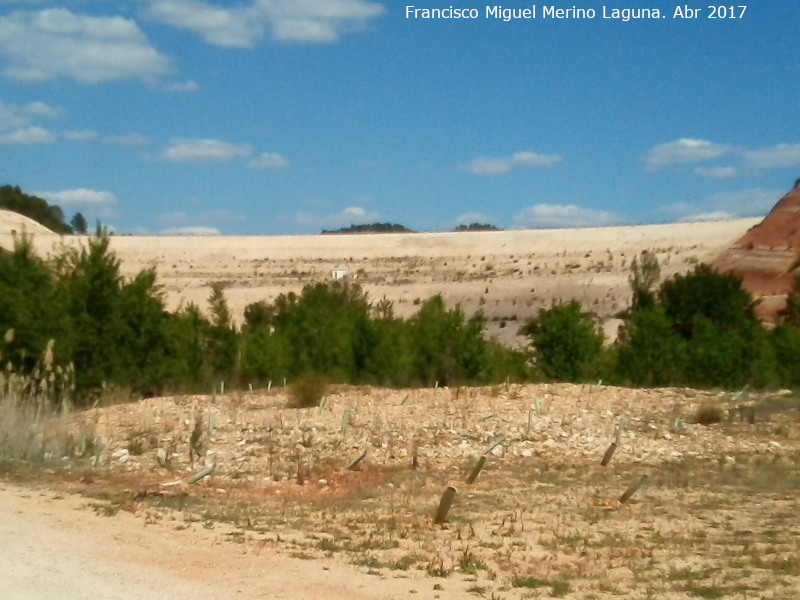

{"left": 0, "top": 338, "right": 89, "bottom": 466}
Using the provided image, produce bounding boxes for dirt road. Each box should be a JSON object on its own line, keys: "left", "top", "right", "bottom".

{"left": 0, "top": 481, "right": 476, "bottom": 600}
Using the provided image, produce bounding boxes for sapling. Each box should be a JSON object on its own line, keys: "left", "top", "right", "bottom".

{"left": 619, "top": 474, "right": 649, "bottom": 504}
{"left": 345, "top": 450, "right": 368, "bottom": 471}
{"left": 188, "top": 463, "right": 217, "bottom": 484}
{"left": 466, "top": 455, "right": 486, "bottom": 484}
{"left": 483, "top": 437, "right": 506, "bottom": 456}
{"left": 341, "top": 409, "right": 351, "bottom": 434}
{"left": 434, "top": 486, "right": 457, "bottom": 525}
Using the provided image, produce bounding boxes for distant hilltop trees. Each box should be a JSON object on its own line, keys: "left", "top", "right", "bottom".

{"left": 321, "top": 222, "right": 502, "bottom": 234}
{"left": 454, "top": 222, "right": 500, "bottom": 232}
{"left": 322, "top": 222, "right": 414, "bottom": 234}
{"left": 0, "top": 184, "right": 90, "bottom": 235}
{"left": 0, "top": 185, "right": 74, "bottom": 234}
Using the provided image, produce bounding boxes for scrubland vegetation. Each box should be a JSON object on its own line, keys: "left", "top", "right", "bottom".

{"left": 2, "top": 229, "right": 800, "bottom": 411}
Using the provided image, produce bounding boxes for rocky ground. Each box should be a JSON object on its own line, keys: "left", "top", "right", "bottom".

{"left": 23, "top": 382, "right": 799, "bottom": 599}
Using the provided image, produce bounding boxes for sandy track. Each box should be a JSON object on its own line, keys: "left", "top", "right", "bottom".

{"left": 0, "top": 481, "right": 478, "bottom": 600}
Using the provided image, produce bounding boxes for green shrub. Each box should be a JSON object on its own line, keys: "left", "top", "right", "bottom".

{"left": 659, "top": 264, "right": 758, "bottom": 339}
{"left": 614, "top": 306, "right": 686, "bottom": 386}
{"left": 771, "top": 324, "right": 800, "bottom": 387}
{"left": 520, "top": 300, "right": 604, "bottom": 382}
{"left": 288, "top": 376, "right": 328, "bottom": 408}
{"left": 693, "top": 404, "right": 724, "bottom": 426}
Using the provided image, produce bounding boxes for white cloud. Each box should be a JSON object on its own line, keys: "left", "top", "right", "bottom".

{"left": 35, "top": 188, "right": 118, "bottom": 206}
{"left": 694, "top": 166, "right": 738, "bottom": 179}
{"left": 513, "top": 204, "right": 619, "bottom": 229}
{"left": 0, "top": 9, "right": 172, "bottom": 83}
{"left": 646, "top": 138, "right": 729, "bottom": 170}
{"left": 64, "top": 130, "right": 148, "bottom": 146}
{"left": 157, "top": 209, "right": 246, "bottom": 229}
{"left": 160, "top": 226, "right": 221, "bottom": 235}
{"left": 105, "top": 133, "right": 149, "bottom": 146}
{"left": 703, "top": 188, "right": 784, "bottom": 217}
{"left": 661, "top": 188, "right": 783, "bottom": 221}
{"left": 164, "top": 79, "right": 199, "bottom": 93}
{"left": 144, "top": 0, "right": 263, "bottom": 48}
{"left": 248, "top": 152, "right": 289, "bottom": 169}
{"left": 292, "top": 205, "right": 379, "bottom": 229}
{"left": 0, "top": 125, "right": 55, "bottom": 144}
{"left": 64, "top": 130, "right": 99, "bottom": 142}
{"left": 466, "top": 151, "right": 562, "bottom": 176}
{"left": 743, "top": 143, "right": 800, "bottom": 169}
{"left": 161, "top": 138, "right": 252, "bottom": 163}
{"left": 679, "top": 211, "right": 736, "bottom": 222}
{"left": 144, "top": 0, "right": 386, "bottom": 47}
{"left": 0, "top": 99, "right": 62, "bottom": 131}
{"left": 21, "top": 100, "right": 62, "bottom": 118}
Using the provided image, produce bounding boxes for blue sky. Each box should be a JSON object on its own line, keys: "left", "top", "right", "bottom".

{"left": 1, "top": 1, "right": 799, "bottom": 235}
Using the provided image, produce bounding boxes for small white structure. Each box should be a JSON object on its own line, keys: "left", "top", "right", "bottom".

{"left": 331, "top": 268, "right": 348, "bottom": 280}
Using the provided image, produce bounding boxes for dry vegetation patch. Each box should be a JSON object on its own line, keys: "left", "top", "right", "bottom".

{"left": 7, "top": 383, "right": 797, "bottom": 599}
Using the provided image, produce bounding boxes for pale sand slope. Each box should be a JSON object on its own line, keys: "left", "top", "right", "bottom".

{"left": 0, "top": 217, "right": 759, "bottom": 345}
{"left": 0, "top": 209, "right": 61, "bottom": 238}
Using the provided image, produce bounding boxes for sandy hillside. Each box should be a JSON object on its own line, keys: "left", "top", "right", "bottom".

{"left": 0, "top": 209, "right": 61, "bottom": 238}
{"left": 0, "top": 216, "right": 761, "bottom": 345}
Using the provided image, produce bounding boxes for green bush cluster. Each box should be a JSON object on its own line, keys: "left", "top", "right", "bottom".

{"left": 521, "top": 260, "right": 800, "bottom": 389}
{"left": 239, "top": 284, "right": 528, "bottom": 389}
{"left": 3, "top": 229, "right": 799, "bottom": 404}
{"left": 0, "top": 231, "right": 528, "bottom": 404}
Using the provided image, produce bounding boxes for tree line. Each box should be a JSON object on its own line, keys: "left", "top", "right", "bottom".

{"left": 524, "top": 251, "right": 800, "bottom": 389}
{"left": 0, "top": 185, "right": 89, "bottom": 235}
{"left": 1, "top": 232, "right": 799, "bottom": 408}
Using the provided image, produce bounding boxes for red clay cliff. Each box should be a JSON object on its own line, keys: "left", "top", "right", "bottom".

{"left": 712, "top": 179, "right": 800, "bottom": 319}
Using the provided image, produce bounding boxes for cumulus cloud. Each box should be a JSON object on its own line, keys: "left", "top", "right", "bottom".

{"left": 0, "top": 99, "right": 62, "bottom": 131}
{"left": 694, "top": 166, "right": 738, "bottom": 179}
{"left": 19, "top": 100, "right": 62, "bottom": 119}
{"left": 34, "top": 188, "right": 118, "bottom": 206}
{"left": 513, "top": 204, "right": 619, "bottom": 229}
{"left": 164, "top": 79, "right": 199, "bottom": 93}
{"left": 65, "top": 130, "right": 148, "bottom": 146}
{"left": 0, "top": 125, "right": 55, "bottom": 144}
{"left": 156, "top": 209, "right": 246, "bottom": 232}
{"left": 646, "top": 138, "right": 729, "bottom": 170}
{"left": 63, "top": 130, "right": 98, "bottom": 142}
{"left": 661, "top": 188, "right": 783, "bottom": 221}
{"left": 143, "top": 0, "right": 386, "bottom": 47}
{"left": 743, "top": 143, "right": 800, "bottom": 169}
{"left": 679, "top": 211, "right": 736, "bottom": 222}
{"left": 0, "top": 9, "right": 172, "bottom": 83}
{"left": 160, "top": 226, "right": 221, "bottom": 235}
{"left": 292, "top": 205, "right": 379, "bottom": 230}
{"left": 466, "top": 151, "right": 562, "bottom": 176}
{"left": 161, "top": 138, "right": 252, "bottom": 163}
{"left": 106, "top": 133, "right": 149, "bottom": 146}
{"left": 248, "top": 152, "right": 289, "bottom": 169}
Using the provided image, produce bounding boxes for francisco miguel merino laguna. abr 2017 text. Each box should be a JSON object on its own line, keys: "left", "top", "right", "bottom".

{"left": 404, "top": 5, "right": 738, "bottom": 21}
